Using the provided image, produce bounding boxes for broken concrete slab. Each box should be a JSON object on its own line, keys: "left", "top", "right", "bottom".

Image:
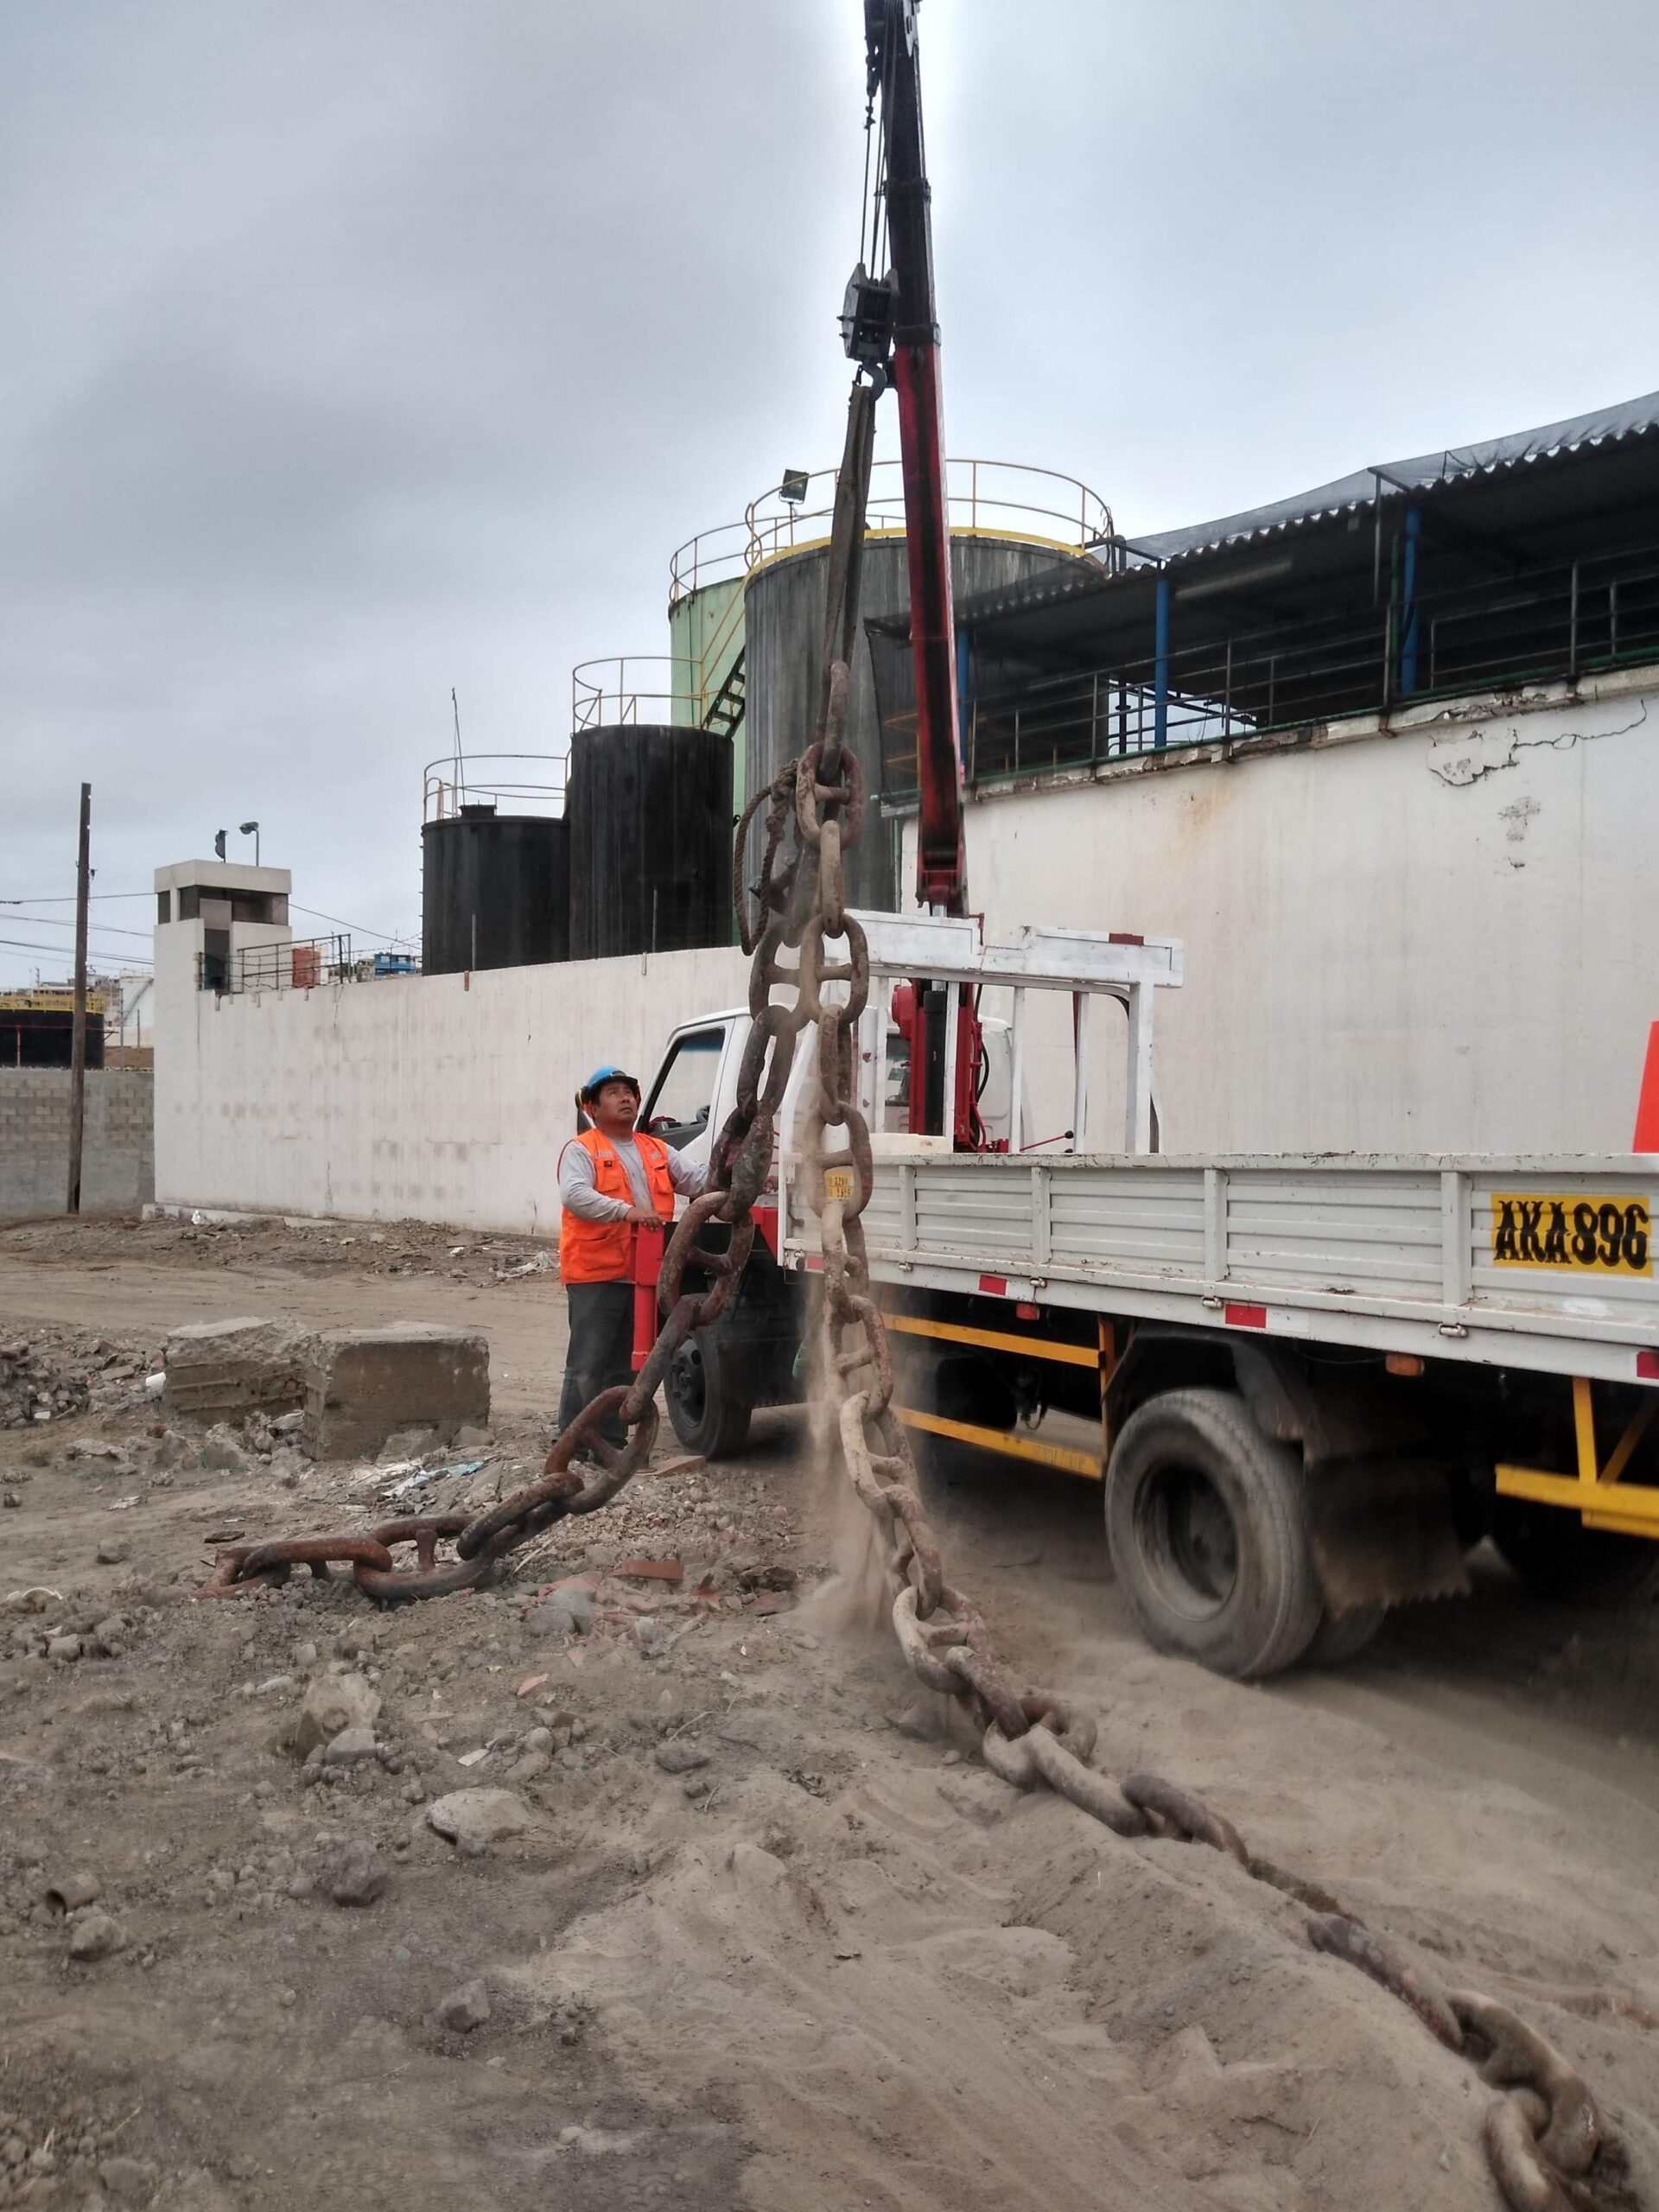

{"left": 164, "top": 1317, "right": 314, "bottom": 1422}
{"left": 302, "top": 1324, "right": 489, "bottom": 1462}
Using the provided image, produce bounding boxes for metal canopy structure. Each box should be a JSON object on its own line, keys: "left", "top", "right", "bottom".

{"left": 1118, "top": 387, "right": 1659, "bottom": 568}
{"left": 868, "top": 389, "right": 1659, "bottom": 791}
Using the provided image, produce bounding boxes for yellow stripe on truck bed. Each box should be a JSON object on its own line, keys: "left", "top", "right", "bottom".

{"left": 882, "top": 1313, "right": 1099, "bottom": 1368}
{"left": 895, "top": 1406, "right": 1103, "bottom": 1480}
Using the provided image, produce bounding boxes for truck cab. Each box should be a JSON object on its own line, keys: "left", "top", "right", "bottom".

{"left": 634, "top": 910, "right": 1182, "bottom": 1465}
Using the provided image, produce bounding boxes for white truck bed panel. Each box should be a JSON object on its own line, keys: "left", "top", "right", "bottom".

{"left": 784, "top": 1154, "right": 1659, "bottom": 1385}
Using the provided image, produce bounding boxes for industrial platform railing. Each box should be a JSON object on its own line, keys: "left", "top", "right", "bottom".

{"left": 423, "top": 753, "right": 567, "bottom": 823}
{"left": 876, "top": 537, "right": 1659, "bottom": 793}
{"left": 200, "top": 934, "right": 352, "bottom": 995}
{"left": 668, "top": 457, "right": 1116, "bottom": 608}
{"left": 569, "top": 657, "right": 709, "bottom": 734}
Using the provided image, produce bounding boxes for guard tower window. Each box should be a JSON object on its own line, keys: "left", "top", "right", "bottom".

{"left": 170, "top": 885, "right": 285, "bottom": 925}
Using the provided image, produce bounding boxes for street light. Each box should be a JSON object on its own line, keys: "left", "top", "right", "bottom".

{"left": 239, "top": 821, "right": 260, "bottom": 867}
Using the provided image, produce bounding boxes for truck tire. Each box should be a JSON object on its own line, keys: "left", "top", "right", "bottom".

{"left": 665, "top": 1325, "right": 753, "bottom": 1459}
{"left": 1303, "top": 1602, "right": 1387, "bottom": 1666}
{"left": 1490, "top": 1498, "right": 1659, "bottom": 1610}
{"left": 1106, "top": 1389, "right": 1323, "bottom": 1679}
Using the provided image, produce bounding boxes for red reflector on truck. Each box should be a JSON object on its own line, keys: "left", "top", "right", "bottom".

{"left": 978, "top": 1274, "right": 1007, "bottom": 1296}
{"left": 1638, "top": 1351, "right": 1659, "bottom": 1379}
{"left": 1224, "top": 1303, "right": 1268, "bottom": 1329}
{"left": 1015, "top": 1301, "right": 1039, "bottom": 1320}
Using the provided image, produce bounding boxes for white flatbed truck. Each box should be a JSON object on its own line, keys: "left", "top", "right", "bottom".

{"left": 632, "top": 909, "right": 1659, "bottom": 1678}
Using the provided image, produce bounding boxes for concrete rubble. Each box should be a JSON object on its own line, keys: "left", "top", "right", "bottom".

{"left": 2, "top": 1329, "right": 158, "bottom": 1431}
{"left": 302, "top": 1323, "right": 490, "bottom": 1461}
{"left": 162, "top": 1316, "right": 312, "bottom": 1422}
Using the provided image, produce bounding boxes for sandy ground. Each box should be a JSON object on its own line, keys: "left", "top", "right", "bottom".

{"left": 3, "top": 1214, "right": 1659, "bottom": 2212}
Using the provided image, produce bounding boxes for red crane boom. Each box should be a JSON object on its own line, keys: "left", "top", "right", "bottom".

{"left": 840, "top": 1, "right": 986, "bottom": 1147}
{"left": 844, "top": 0, "right": 966, "bottom": 921}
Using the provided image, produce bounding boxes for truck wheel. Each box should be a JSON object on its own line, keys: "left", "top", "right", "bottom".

{"left": 1303, "top": 1603, "right": 1387, "bottom": 1666}
{"left": 665, "top": 1326, "right": 753, "bottom": 1459}
{"left": 1106, "top": 1389, "right": 1323, "bottom": 1679}
{"left": 1491, "top": 1498, "right": 1659, "bottom": 1609}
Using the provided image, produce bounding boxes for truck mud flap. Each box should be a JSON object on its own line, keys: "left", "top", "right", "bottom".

{"left": 1306, "top": 1458, "right": 1470, "bottom": 1612}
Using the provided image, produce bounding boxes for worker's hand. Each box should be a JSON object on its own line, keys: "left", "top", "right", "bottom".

{"left": 625, "top": 1205, "right": 670, "bottom": 1227}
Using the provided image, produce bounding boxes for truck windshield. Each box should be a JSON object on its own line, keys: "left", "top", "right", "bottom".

{"left": 644, "top": 1027, "right": 724, "bottom": 1145}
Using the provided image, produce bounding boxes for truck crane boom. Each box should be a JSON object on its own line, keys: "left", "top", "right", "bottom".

{"left": 844, "top": 0, "right": 966, "bottom": 921}
{"left": 842, "top": 0, "right": 984, "bottom": 1145}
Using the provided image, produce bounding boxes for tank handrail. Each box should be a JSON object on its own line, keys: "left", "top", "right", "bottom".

{"left": 668, "top": 457, "right": 1114, "bottom": 608}
{"left": 571, "top": 654, "right": 717, "bottom": 735}
{"left": 423, "top": 750, "right": 567, "bottom": 824}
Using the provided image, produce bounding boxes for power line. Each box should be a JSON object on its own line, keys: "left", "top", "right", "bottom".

{"left": 3, "top": 912, "right": 155, "bottom": 941}
{"left": 291, "top": 902, "right": 414, "bottom": 946}
{"left": 0, "top": 936, "right": 152, "bottom": 964}
{"left": 0, "top": 892, "right": 151, "bottom": 904}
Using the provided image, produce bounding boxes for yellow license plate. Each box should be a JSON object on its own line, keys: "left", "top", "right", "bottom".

{"left": 1491, "top": 1193, "right": 1652, "bottom": 1276}
{"left": 823, "top": 1166, "right": 855, "bottom": 1202}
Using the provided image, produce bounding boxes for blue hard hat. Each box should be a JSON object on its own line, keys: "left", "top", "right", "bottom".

{"left": 581, "top": 1065, "right": 639, "bottom": 1102}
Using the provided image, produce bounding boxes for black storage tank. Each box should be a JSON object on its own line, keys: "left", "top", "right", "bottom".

{"left": 744, "top": 533, "right": 1083, "bottom": 910}
{"left": 421, "top": 806, "right": 569, "bottom": 975}
{"left": 566, "top": 725, "right": 732, "bottom": 960}
{"left": 0, "top": 1005, "right": 105, "bottom": 1069}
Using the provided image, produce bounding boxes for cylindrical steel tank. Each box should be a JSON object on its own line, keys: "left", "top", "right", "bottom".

{"left": 421, "top": 808, "right": 569, "bottom": 975}
{"left": 744, "top": 536, "right": 1084, "bottom": 911}
{"left": 566, "top": 724, "right": 733, "bottom": 961}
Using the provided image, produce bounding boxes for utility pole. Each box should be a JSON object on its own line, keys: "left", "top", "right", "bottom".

{"left": 66, "top": 781, "right": 92, "bottom": 1215}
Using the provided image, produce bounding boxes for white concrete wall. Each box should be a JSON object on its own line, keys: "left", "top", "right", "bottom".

{"left": 903, "top": 671, "right": 1659, "bottom": 1155}
{"left": 155, "top": 945, "right": 749, "bottom": 1232}
{"left": 155, "top": 671, "right": 1659, "bottom": 1230}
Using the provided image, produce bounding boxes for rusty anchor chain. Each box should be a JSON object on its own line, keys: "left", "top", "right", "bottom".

{"left": 196, "top": 372, "right": 1642, "bottom": 2212}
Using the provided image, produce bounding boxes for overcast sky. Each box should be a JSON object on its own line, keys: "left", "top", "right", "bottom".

{"left": 4, "top": 0, "right": 1658, "bottom": 980}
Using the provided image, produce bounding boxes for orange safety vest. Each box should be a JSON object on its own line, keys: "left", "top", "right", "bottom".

{"left": 558, "top": 1128, "right": 676, "bottom": 1284}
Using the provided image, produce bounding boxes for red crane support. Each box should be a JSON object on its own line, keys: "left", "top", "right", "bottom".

{"left": 843, "top": 1, "right": 984, "bottom": 1144}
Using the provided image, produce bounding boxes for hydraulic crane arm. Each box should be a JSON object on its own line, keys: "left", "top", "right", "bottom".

{"left": 846, "top": 0, "right": 966, "bottom": 919}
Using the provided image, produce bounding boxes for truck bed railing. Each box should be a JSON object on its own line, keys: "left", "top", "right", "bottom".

{"left": 785, "top": 1153, "right": 1659, "bottom": 1388}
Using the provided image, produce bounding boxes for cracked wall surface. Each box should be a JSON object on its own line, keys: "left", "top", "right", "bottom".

{"left": 1426, "top": 696, "right": 1649, "bottom": 787}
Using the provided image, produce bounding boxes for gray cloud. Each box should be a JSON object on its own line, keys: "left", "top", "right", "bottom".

{"left": 4, "top": 0, "right": 1657, "bottom": 966}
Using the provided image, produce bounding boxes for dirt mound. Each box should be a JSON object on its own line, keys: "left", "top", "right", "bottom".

{"left": 0, "top": 1211, "right": 557, "bottom": 1286}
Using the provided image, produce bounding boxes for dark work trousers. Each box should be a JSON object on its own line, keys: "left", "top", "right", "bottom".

{"left": 557, "top": 1281, "right": 634, "bottom": 1447}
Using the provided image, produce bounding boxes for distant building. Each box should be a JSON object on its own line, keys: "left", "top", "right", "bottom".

{"left": 0, "top": 984, "right": 105, "bottom": 1070}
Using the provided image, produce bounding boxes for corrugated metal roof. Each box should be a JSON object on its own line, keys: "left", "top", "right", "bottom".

{"left": 1118, "top": 388, "right": 1659, "bottom": 567}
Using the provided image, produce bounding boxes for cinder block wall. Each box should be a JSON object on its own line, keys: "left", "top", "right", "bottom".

{"left": 0, "top": 1070, "right": 155, "bottom": 1219}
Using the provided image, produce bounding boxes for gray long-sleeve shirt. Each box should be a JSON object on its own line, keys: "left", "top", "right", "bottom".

{"left": 557, "top": 1134, "right": 707, "bottom": 1223}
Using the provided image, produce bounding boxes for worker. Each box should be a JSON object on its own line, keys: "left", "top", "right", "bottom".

{"left": 556, "top": 1065, "right": 707, "bottom": 1447}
